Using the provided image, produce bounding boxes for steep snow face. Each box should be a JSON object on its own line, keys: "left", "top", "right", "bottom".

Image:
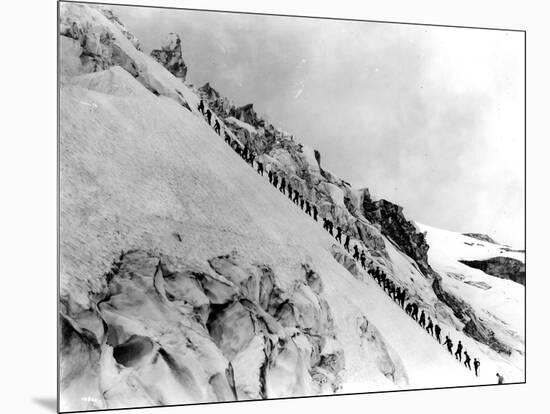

{"left": 417, "top": 223, "right": 525, "bottom": 376}
{"left": 59, "top": 3, "right": 523, "bottom": 412}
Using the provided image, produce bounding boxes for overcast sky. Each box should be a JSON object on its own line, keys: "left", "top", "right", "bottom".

{"left": 112, "top": 5, "right": 525, "bottom": 248}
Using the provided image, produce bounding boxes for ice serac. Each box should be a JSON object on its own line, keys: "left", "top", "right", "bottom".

{"left": 151, "top": 33, "right": 188, "bottom": 81}
{"left": 59, "top": 3, "right": 524, "bottom": 411}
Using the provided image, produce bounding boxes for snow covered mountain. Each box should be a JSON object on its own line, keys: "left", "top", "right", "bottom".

{"left": 58, "top": 3, "right": 525, "bottom": 412}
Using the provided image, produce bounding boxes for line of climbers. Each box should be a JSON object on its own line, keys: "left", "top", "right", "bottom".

{"left": 196, "top": 99, "right": 504, "bottom": 383}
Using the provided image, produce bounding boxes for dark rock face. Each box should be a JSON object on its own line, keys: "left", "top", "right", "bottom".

{"left": 151, "top": 33, "right": 188, "bottom": 81}
{"left": 361, "top": 193, "right": 433, "bottom": 277}
{"left": 459, "top": 257, "right": 525, "bottom": 286}
{"left": 462, "top": 233, "right": 498, "bottom": 244}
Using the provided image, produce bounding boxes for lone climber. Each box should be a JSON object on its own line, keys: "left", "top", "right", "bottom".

{"left": 426, "top": 317, "right": 434, "bottom": 335}
{"left": 474, "top": 358, "right": 480, "bottom": 377}
{"left": 496, "top": 372, "right": 504, "bottom": 384}
{"left": 205, "top": 108, "right": 212, "bottom": 125}
{"left": 464, "top": 351, "right": 471, "bottom": 370}
{"left": 443, "top": 336, "right": 453, "bottom": 354}
{"left": 353, "top": 245, "right": 360, "bottom": 260}
{"left": 455, "top": 340, "right": 463, "bottom": 361}
{"left": 419, "top": 310, "right": 426, "bottom": 328}
{"left": 411, "top": 303, "right": 419, "bottom": 321}
{"left": 344, "top": 234, "right": 350, "bottom": 252}
{"left": 197, "top": 99, "right": 205, "bottom": 114}
{"left": 360, "top": 251, "right": 367, "bottom": 269}
{"left": 434, "top": 324, "right": 442, "bottom": 343}
{"left": 279, "top": 177, "right": 286, "bottom": 194}
{"left": 336, "top": 227, "right": 343, "bottom": 243}
{"left": 214, "top": 119, "right": 221, "bottom": 134}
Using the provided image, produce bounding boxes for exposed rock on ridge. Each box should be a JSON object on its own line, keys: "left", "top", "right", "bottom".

{"left": 459, "top": 257, "right": 525, "bottom": 286}
{"left": 151, "top": 33, "right": 188, "bottom": 81}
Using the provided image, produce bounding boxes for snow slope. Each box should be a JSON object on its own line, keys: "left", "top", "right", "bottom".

{"left": 59, "top": 3, "right": 524, "bottom": 412}
{"left": 417, "top": 223, "right": 524, "bottom": 378}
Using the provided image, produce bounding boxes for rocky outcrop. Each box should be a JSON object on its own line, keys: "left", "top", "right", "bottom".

{"left": 96, "top": 5, "right": 142, "bottom": 50}
{"left": 462, "top": 233, "right": 498, "bottom": 244}
{"left": 459, "top": 257, "right": 525, "bottom": 286}
{"left": 59, "top": 3, "right": 197, "bottom": 112}
{"left": 151, "top": 33, "right": 188, "bottom": 81}
{"left": 361, "top": 192, "right": 433, "bottom": 277}
{"left": 432, "top": 274, "right": 511, "bottom": 355}
{"left": 59, "top": 249, "right": 345, "bottom": 410}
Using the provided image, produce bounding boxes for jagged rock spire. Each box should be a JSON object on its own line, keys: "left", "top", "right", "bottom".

{"left": 151, "top": 33, "right": 188, "bottom": 81}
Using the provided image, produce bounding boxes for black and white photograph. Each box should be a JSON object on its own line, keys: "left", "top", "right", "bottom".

{"left": 56, "top": 1, "right": 527, "bottom": 412}
{"left": 7, "top": 1, "right": 550, "bottom": 414}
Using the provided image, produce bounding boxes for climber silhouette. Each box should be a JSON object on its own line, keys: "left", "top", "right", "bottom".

{"left": 344, "top": 234, "right": 350, "bottom": 252}
{"left": 279, "top": 177, "right": 286, "bottom": 194}
{"left": 474, "top": 358, "right": 480, "bottom": 377}
{"left": 463, "top": 351, "right": 471, "bottom": 370}
{"left": 305, "top": 201, "right": 312, "bottom": 215}
{"left": 443, "top": 336, "right": 453, "bottom": 354}
{"left": 268, "top": 170, "right": 273, "bottom": 184}
{"left": 273, "top": 174, "right": 278, "bottom": 188}
{"left": 426, "top": 317, "right": 434, "bottom": 335}
{"left": 300, "top": 197, "right": 305, "bottom": 211}
{"left": 313, "top": 206, "right": 318, "bottom": 221}
{"left": 336, "top": 227, "right": 343, "bottom": 243}
{"left": 411, "top": 303, "right": 419, "bottom": 321}
{"left": 224, "top": 131, "right": 231, "bottom": 144}
{"left": 434, "top": 324, "right": 442, "bottom": 343}
{"left": 405, "top": 303, "right": 412, "bottom": 316}
{"left": 455, "top": 340, "right": 463, "bottom": 361}
{"left": 197, "top": 99, "right": 205, "bottom": 114}
{"left": 287, "top": 183, "right": 293, "bottom": 199}
{"left": 399, "top": 289, "right": 407, "bottom": 308}
{"left": 360, "top": 251, "right": 366, "bottom": 269}
{"left": 496, "top": 372, "right": 504, "bottom": 384}
{"left": 256, "top": 161, "right": 264, "bottom": 175}
{"left": 293, "top": 190, "right": 300, "bottom": 204}
{"left": 214, "top": 119, "right": 221, "bottom": 134}
{"left": 353, "top": 245, "right": 360, "bottom": 260}
{"left": 419, "top": 310, "right": 426, "bottom": 328}
{"left": 205, "top": 108, "right": 212, "bottom": 125}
